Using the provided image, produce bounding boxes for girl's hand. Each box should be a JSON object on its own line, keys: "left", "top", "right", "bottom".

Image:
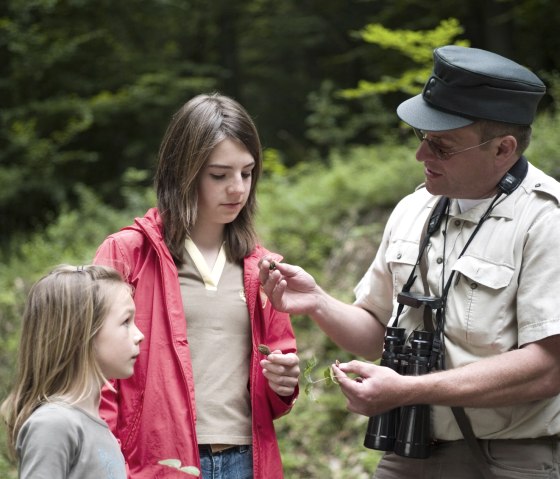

{"left": 260, "top": 351, "right": 300, "bottom": 397}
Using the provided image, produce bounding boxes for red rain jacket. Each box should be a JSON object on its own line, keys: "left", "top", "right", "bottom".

{"left": 94, "top": 208, "right": 298, "bottom": 479}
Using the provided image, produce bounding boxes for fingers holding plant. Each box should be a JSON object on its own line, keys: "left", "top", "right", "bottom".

{"left": 334, "top": 360, "right": 404, "bottom": 417}
{"left": 257, "top": 257, "right": 320, "bottom": 315}
{"left": 259, "top": 347, "right": 300, "bottom": 397}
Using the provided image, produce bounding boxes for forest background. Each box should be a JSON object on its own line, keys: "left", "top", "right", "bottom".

{"left": 1, "top": 0, "right": 560, "bottom": 477}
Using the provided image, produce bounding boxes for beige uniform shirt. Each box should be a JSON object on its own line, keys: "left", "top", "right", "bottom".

{"left": 354, "top": 163, "right": 560, "bottom": 440}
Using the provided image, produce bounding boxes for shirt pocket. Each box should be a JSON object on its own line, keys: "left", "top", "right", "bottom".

{"left": 450, "top": 255, "right": 516, "bottom": 350}
{"left": 386, "top": 240, "right": 420, "bottom": 298}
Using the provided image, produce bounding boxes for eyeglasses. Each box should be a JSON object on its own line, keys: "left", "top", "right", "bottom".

{"left": 414, "top": 128, "right": 497, "bottom": 161}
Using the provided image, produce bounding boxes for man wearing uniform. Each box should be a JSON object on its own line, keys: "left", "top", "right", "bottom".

{"left": 259, "top": 45, "right": 560, "bottom": 478}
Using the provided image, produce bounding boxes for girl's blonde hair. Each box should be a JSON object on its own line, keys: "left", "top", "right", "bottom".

{"left": 0, "top": 264, "right": 127, "bottom": 458}
{"left": 154, "top": 92, "right": 263, "bottom": 265}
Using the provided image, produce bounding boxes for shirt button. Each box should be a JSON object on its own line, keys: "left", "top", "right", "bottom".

{"left": 454, "top": 220, "right": 461, "bottom": 227}
{"left": 470, "top": 282, "right": 478, "bottom": 289}
{"left": 436, "top": 257, "right": 443, "bottom": 264}
{"left": 396, "top": 253, "right": 402, "bottom": 259}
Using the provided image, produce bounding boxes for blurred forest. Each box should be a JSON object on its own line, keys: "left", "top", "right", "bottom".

{"left": 1, "top": 0, "right": 560, "bottom": 477}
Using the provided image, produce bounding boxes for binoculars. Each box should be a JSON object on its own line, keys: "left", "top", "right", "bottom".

{"left": 363, "top": 327, "right": 434, "bottom": 459}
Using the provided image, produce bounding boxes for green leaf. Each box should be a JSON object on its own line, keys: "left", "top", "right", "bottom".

{"left": 303, "top": 356, "right": 342, "bottom": 399}
{"left": 323, "top": 365, "right": 339, "bottom": 387}
{"left": 303, "top": 356, "right": 317, "bottom": 384}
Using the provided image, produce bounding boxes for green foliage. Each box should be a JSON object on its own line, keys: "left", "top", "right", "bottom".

{"left": 275, "top": 386, "right": 382, "bottom": 478}
{"left": 305, "top": 80, "right": 394, "bottom": 151}
{"left": 0, "top": 0, "right": 216, "bottom": 239}
{"left": 0, "top": 178, "right": 154, "bottom": 476}
{"left": 257, "top": 137, "right": 424, "bottom": 284}
{"left": 306, "top": 80, "right": 359, "bottom": 149}
{"left": 3, "top": 0, "right": 560, "bottom": 246}
{"left": 341, "top": 18, "right": 469, "bottom": 98}
{"left": 523, "top": 109, "right": 560, "bottom": 178}
{"left": 0, "top": 453, "right": 17, "bottom": 479}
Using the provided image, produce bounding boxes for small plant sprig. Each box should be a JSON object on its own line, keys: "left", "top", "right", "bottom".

{"left": 303, "top": 357, "right": 340, "bottom": 401}
{"left": 259, "top": 346, "right": 341, "bottom": 400}
{"left": 158, "top": 459, "right": 200, "bottom": 476}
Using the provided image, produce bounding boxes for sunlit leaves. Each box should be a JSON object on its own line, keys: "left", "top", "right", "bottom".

{"left": 341, "top": 18, "right": 469, "bottom": 98}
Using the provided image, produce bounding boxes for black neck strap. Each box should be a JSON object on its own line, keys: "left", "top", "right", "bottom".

{"left": 498, "top": 155, "right": 528, "bottom": 195}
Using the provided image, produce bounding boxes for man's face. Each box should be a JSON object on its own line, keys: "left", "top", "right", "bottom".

{"left": 415, "top": 125, "right": 503, "bottom": 199}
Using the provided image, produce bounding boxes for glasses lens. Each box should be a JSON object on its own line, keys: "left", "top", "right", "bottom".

{"left": 427, "top": 140, "right": 446, "bottom": 160}
{"left": 414, "top": 129, "right": 445, "bottom": 160}
{"left": 413, "top": 128, "right": 424, "bottom": 141}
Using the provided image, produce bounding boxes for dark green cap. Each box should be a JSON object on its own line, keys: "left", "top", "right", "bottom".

{"left": 397, "top": 45, "right": 546, "bottom": 131}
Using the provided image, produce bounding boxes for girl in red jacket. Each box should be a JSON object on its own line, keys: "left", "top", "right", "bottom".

{"left": 94, "top": 93, "right": 300, "bottom": 479}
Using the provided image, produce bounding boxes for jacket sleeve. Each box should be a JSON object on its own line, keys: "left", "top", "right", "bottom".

{"left": 98, "top": 381, "right": 119, "bottom": 432}
{"left": 93, "top": 234, "right": 132, "bottom": 282}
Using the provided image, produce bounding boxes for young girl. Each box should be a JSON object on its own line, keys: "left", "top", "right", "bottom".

{"left": 1, "top": 264, "right": 144, "bottom": 479}
{"left": 94, "top": 93, "right": 300, "bottom": 479}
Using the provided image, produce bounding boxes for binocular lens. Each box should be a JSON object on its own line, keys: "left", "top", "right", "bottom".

{"left": 364, "top": 329, "right": 434, "bottom": 459}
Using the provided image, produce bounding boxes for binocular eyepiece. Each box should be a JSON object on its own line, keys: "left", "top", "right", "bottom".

{"left": 364, "top": 328, "right": 434, "bottom": 459}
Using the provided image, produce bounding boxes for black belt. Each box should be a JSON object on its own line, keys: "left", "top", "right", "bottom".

{"left": 198, "top": 444, "right": 249, "bottom": 455}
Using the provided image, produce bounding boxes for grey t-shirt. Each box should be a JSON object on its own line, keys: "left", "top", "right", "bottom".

{"left": 17, "top": 402, "right": 126, "bottom": 479}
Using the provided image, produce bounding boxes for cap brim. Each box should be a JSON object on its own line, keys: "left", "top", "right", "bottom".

{"left": 397, "top": 94, "right": 474, "bottom": 131}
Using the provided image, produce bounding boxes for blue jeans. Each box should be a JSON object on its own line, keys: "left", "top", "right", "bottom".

{"left": 199, "top": 445, "right": 253, "bottom": 479}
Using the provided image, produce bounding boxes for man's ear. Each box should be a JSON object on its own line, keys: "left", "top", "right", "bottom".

{"left": 495, "top": 135, "right": 518, "bottom": 163}
{"left": 495, "top": 135, "right": 526, "bottom": 194}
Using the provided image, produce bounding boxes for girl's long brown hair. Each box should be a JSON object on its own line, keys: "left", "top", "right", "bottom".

{"left": 154, "top": 93, "right": 263, "bottom": 265}
{"left": 0, "top": 264, "right": 126, "bottom": 458}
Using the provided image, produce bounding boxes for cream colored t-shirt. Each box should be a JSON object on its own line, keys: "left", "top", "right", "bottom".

{"left": 354, "top": 163, "right": 560, "bottom": 440}
{"left": 178, "top": 240, "right": 252, "bottom": 445}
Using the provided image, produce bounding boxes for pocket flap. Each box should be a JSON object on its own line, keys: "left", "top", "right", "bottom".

{"left": 453, "top": 256, "right": 514, "bottom": 290}
{"left": 386, "top": 240, "right": 419, "bottom": 266}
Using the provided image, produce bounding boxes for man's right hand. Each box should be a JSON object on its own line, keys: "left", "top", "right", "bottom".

{"left": 258, "top": 258, "right": 320, "bottom": 315}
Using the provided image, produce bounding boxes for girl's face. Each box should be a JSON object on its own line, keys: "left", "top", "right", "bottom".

{"left": 94, "top": 284, "right": 143, "bottom": 380}
{"left": 196, "top": 138, "right": 255, "bottom": 230}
